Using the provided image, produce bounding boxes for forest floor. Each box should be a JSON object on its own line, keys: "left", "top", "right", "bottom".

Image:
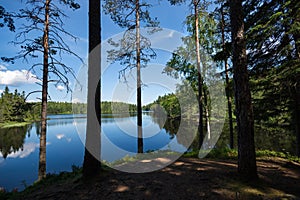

{"left": 7, "top": 157, "right": 300, "bottom": 200}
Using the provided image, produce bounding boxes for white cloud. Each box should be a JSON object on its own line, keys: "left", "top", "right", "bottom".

{"left": 6, "top": 143, "right": 39, "bottom": 159}
{"left": 0, "top": 142, "right": 52, "bottom": 160}
{"left": 0, "top": 69, "right": 39, "bottom": 86}
{"left": 56, "top": 134, "right": 65, "bottom": 140}
{"left": 56, "top": 85, "right": 65, "bottom": 91}
{"left": 0, "top": 89, "right": 3, "bottom": 94}
{"left": 0, "top": 65, "right": 7, "bottom": 71}
{"left": 56, "top": 134, "right": 71, "bottom": 142}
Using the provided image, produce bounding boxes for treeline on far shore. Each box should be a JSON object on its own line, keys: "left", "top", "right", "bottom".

{"left": 0, "top": 86, "right": 139, "bottom": 124}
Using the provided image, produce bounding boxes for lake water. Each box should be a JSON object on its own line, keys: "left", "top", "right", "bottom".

{"left": 0, "top": 113, "right": 190, "bottom": 191}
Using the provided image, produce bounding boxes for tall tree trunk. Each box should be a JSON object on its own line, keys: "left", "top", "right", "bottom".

{"left": 229, "top": 0, "right": 257, "bottom": 179}
{"left": 83, "top": 0, "right": 101, "bottom": 177}
{"left": 136, "top": 0, "right": 143, "bottom": 153}
{"left": 194, "top": 0, "right": 204, "bottom": 149}
{"left": 202, "top": 60, "right": 211, "bottom": 141}
{"left": 293, "top": 35, "right": 300, "bottom": 157}
{"left": 221, "top": 5, "right": 234, "bottom": 149}
{"left": 204, "top": 86, "right": 211, "bottom": 140}
{"left": 38, "top": 0, "right": 50, "bottom": 181}
{"left": 294, "top": 84, "right": 300, "bottom": 157}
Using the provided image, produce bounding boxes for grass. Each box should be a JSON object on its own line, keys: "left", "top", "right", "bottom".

{"left": 102, "top": 150, "right": 181, "bottom": 167}
{"left": 184, "top": 148, "right": 300, "bottom": 163}
{"left": 222, "top": 177, "right": 295, "bottom": 199}
{"left": 0, "top": 121, "right": 32, "bottom": 129}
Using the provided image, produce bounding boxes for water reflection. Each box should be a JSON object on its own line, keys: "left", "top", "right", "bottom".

{"left": 0, "top": 116, "right": 84, "bottom": 191}
{"left": 138, "top": 126, "right": 143, "bottom": 153}
{"left": 0, "top": 125, "right": 32, "bottom": 159}
{"left": 149, "top": 112, "right": 197, "bottom": 149}
{"left": 100, "top": 113, "right": 188, "bottom": 162}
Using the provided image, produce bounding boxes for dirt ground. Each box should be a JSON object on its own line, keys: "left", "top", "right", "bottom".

{"left": 15, "top": 157, "right": 300, "bottom": 200}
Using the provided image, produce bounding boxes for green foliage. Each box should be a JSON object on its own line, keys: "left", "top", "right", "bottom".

{"left": 101, "top": 101, "right": 137, "bottom": 114}
{"left": 184, "top": 148, "right": 300, "bottom": 163}
{"left": 256, "top": 150, "right": 300, "bottom": 163}
{"left": 71, "top": 103, "right": 87, "bottom": 114}
{"left": 0, "top": 86, "right": 139, "bottom": 125}
{"left": 0, "top": 86, "right": 31, "bottom": 123}
{"left": 47, "top": 102, "right": 73, "bottom": 114}
{"left": 144, "top": 93, "right": 181, "bottom": 118}
{"left": 244, "top": 0, "right": 300, "bottom": 156}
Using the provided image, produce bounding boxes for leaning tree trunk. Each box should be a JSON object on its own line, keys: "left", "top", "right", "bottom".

{"left": 38, "top": 0, "right": 50, "bottom": 181}
{"left": 83, "top": 0, "right": 102, "bottom": 177}
{"left": 136, "top": 0, "right": 143, "bottom": 153}
{"left": 229, "top": 0, "right": 257, "bottom": 179}
{"left": 221, "top": 5, "right": 234, "bottom": 149}
{"left": 194, "top": 0, "right": 204, "bottom": 149}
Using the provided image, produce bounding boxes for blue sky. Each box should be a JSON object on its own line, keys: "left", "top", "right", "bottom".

{"left": 0, "top": 0, "right": 193, "bottom": 105}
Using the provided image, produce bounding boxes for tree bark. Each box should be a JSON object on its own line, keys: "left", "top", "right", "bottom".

{"left": 229, "top": 0, "right": 258, "bottom": 179}
{"left": 294, "top": 84, "right": 300, "bottom": 157}
{"left": 221, "top": 5, "right": 234, "bottom": 149}
{"left": 83, "top": 0, "right": 102, "bottom": 177}
{"left": 204, "top": 86, "right": 211, "bottom": 140}
{"left": 38, "top": 0, "right": 50, "bottom": 181}
{"left": 136, "top": 0, "right": 143, "bottom": 153}
{"left": 194, "top": 0, "right": 204, "bottom": 149}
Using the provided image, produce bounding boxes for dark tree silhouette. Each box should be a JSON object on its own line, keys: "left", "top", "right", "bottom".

{"left": 82, "top": 0, "right": 102, "bottom": 177}
{"left": 229, "top": 0, "right": 257, "bottom": 179}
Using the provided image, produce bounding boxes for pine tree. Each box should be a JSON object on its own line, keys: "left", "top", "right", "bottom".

{"left": 229, "top": 0, "right": 257, "bottom": 179}
{"left": 245, "top": 0, "right": 300, "bottom": 157}
{"left": 1, "top": 0, "right": 81, "bottom": 180}
{"left": 103, "top": 0, "right": 159, "bottom": 153}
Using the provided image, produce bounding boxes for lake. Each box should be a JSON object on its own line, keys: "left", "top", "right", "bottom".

{"left": 0, "top": 113, "right": 191, "bottom": 191}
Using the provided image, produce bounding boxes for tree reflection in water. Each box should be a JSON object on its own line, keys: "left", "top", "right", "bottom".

{"left": 149, "top": 111, "right": 199, "bottom": 150}
{"left": 0, "top": 125, "right": 32, "bottom": 159}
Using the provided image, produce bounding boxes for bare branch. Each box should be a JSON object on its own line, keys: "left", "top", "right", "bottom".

{"left": 25, "top": 90, "right": 42, "bottom": 101}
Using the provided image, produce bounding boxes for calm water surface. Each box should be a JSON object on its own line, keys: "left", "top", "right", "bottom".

{"left": 0, "top": 113, "right": 187, "bottom": 191}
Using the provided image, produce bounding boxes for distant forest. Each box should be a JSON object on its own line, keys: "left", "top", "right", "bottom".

{"left": 0, "top": 86, "right": 140, "bottom": 123}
